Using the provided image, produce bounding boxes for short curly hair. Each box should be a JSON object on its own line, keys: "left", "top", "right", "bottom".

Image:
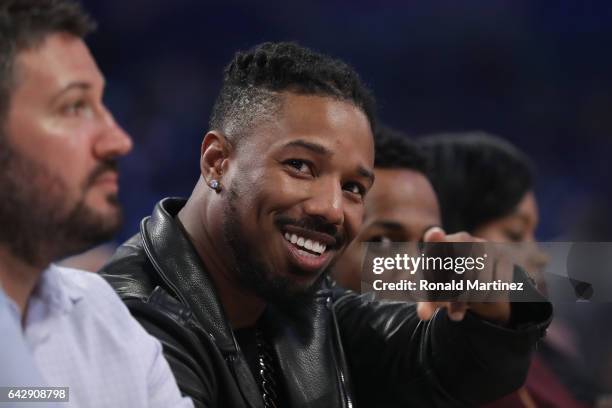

{"left": 0, "top": 0, "right": 95, "bottom": 129}
{"left": 374, "top": 126, "right": 428, "bottom": 174}
{"left": 209, "top": 42, "right": 376, "bottom": 144}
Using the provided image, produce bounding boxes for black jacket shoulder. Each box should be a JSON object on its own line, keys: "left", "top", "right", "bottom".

{"left": 101, "top": 197, "right": 553, "bottom": 408}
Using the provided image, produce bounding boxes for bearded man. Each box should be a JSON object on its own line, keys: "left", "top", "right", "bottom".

{"left": 102, "top": 42, "right": 552, "bottom": 408}
{"left": 0, "top": 1, "right": 192, "bottom": 406}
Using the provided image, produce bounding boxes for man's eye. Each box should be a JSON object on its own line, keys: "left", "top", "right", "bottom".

{"left": 284, "top": 159, "right": 313, "bottom": 175}
{"left": 369, "top": 235, "right": 394, "bottom": 252}
{"left": 62, "top": 100, "right": 93, "bottom": 118}
{"left": 370, "top": 235, "right": 393, "bottom": 244}
{"left": 504, "top": 229, "right": 524, "bottom": 243}
{"left": 343, "top": 182, "right": 365, "bottom": 197}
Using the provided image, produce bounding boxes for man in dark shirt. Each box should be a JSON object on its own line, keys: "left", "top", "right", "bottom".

{"left": 332, "top": 126, "right": 441, "bottom": 292}
{"left": 101, "top": 42, "right": 552, "bottom": 407}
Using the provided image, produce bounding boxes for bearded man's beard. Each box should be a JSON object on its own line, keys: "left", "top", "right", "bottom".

{"left": 0, "top": 140, "right": 122, "bottom": 267}
{"left": 221, "top": 179, "right": 326, "bottom": 309}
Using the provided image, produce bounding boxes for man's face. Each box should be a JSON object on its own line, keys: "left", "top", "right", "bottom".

{"left": 0, "top": 32, "right": 132, "bottom": 265}
{"left": 333, "top": 168, "right": 441, "bottom": 291}
{"left": 219, "top": 93, "right": 374, "bottom": 303}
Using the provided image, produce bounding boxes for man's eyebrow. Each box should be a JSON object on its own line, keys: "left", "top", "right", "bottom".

{"left": 358, "top": 165, "right": 375, "bottom": 184}
{"left": 50, "top": 82, "right": 91, "bottom": 105}
{"left": 282, "top": 139, "right": 374, "bottom": 183}
{"left": 282, "top": 139, "right": 331, "bottom": 156}
{"left": 370, "top": 220, "right": 404, "bottom": 231}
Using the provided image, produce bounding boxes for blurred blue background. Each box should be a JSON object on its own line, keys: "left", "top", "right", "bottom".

{"left": 81, "top": 0, "right": 612, "bottom": 242}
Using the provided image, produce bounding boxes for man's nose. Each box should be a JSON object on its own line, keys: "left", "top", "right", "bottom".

{"left": 302, "top": 177, "right": 344, "bottom": 227}
{"left": 93, "top": 108, "right": 133, "bottom": 160}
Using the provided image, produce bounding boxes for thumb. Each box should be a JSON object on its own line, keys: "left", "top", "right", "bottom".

{"left": 423, "top": 226, "right": 446, "bottom": 243}
{"left": 417, "top": 302, "right": 437, "bottom": 320}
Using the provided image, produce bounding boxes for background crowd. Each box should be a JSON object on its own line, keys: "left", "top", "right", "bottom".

{"left": 63, "top": 0, "right": 612, "bottom": 404}
{"left": 80, "top": 0, "right": 611, "bottom": 243}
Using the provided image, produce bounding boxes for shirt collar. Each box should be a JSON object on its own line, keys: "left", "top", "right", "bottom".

{"left": 32, "top": 264, "right": 84, "bottom": 315}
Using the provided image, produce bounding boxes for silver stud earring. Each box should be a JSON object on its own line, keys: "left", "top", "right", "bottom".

{"left": 209, "top": 179, "right": 221, "bottom": 192}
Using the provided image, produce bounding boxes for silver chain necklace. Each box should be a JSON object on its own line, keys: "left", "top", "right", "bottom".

{"left": 256, "top": 328, "right": 279, "bottom": 408}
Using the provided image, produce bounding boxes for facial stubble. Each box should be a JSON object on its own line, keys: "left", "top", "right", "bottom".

{"left": 221, "top": 178, "right": 325, "bottom": 308}
{"left": 0, "top": 140, "right": 122, "bottom": 267}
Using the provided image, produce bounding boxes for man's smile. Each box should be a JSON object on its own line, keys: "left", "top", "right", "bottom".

{"left": 284, "top": 232, "right": 327, "bottom": 255}
{"left": 279, "top": 225, "right": 337, "bottom": 274}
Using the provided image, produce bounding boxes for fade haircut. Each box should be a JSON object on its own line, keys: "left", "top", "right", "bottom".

{"left": 0, "top": 0, "right": 95, "bottom": 128}
{"left": 374, "top": 126, "right": 428, "bottom": 174}
{"left": 209, "top": 42, "right": 376, "bottom": 145}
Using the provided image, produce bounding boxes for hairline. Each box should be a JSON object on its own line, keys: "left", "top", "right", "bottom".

{"left": 217, "top": 89, "right": 374, "bottom": 146}
{"left": 0, "top": 0, "right": 96, "bottom": 135}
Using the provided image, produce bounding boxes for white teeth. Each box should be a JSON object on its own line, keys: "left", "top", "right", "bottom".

{"left": 284, "top": 232, "right": 328, "bottom": 255}
{"left": 311, "top": 241, "right": 326, "bottom": 254}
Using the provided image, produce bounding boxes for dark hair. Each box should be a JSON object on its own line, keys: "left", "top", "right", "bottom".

{"left": 0, "top": 0, "right": 95, "bottom": 127}
{"left": 374, "top": 125, "right": 428, "bottom": 174}
{"left": 209, "top": 42, "right": 376, "bottom": 144}
{"left": 419, "top": 132, "right": 534, "bottom": 233}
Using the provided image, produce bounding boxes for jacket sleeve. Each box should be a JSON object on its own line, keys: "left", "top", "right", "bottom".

{"left": 332, "top": 270, "right": 552, "bottom": 407}
{"left": 125, "top": 297, "right": 217, "bottom": 408}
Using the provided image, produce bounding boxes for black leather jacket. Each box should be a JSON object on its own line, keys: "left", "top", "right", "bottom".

{"left": 100, "top": 198, "right": 552, "bottom": 408}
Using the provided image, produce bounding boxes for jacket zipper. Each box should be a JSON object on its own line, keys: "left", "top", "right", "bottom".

{"left": 327, "top": 296, "right": 354, "bottom": 408}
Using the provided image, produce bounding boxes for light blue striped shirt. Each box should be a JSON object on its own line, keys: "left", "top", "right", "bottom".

{"left": 0, "top": 285, "right": 45, "bottom": 387}
{"left": 8, "top": 264, "right": 193, "bottom": 408}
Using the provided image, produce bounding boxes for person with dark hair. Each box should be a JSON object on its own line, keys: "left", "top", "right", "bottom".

{"left": 208, "top": 41, "right": 377, "bottom": 141}
{"left": 332, "top": 126, "right": 441, "bottom": 291}
{"left": 0, "top": 1, "right": 192, "bottom": 406}
{"left": 420, "top": 132, "right": 593, "bottom": 408}
{"left": 420, "top": 132, "right": 536, "bottom": 240}
{"left": 101, "top": 42, "right": 551, "bottom": 408}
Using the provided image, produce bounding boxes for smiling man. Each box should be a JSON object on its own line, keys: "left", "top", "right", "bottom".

{"left": 0, "top": 1, "right": 191, "bottom": 406}
{"left": 102, "top": 42, "right": 552, "bottom": 407}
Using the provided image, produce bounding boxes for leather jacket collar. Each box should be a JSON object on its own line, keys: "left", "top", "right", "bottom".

{"left": 141, "top": 197, "right": 237, "bottom": 353}
{"left": 140, "top": 197, "right": 351, "bottom": 408}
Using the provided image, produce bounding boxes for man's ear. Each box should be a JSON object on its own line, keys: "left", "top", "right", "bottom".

{"left": 200, "top": 131, "right": 232, "bottom": 181}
